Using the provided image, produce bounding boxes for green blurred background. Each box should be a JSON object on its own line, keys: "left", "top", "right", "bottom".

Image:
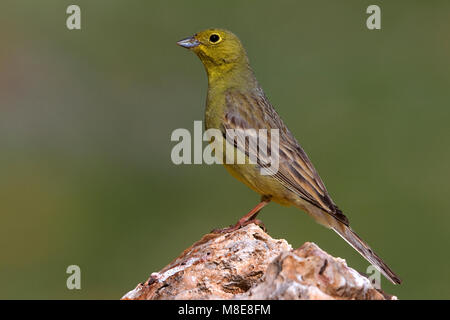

{"left": 1, "top": 0, "right": 449, "bottom": 299}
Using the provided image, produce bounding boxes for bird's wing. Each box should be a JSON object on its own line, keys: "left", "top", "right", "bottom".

{"left": 222, "top": 89, "right": 349, "bottom": 226}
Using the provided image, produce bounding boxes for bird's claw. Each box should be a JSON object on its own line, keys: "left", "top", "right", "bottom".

{"left": 210, "top": 219, "right": 266, "bottom": 234}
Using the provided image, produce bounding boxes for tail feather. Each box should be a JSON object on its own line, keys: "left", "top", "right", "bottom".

{"left": 332, "top": 223, "right": 401, "bottom": 285}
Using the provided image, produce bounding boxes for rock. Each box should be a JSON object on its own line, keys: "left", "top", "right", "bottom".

{"left": 121, "top": 224, "right": 396, "bottom": 300}
{"left": 241, "top": 242, "right": 392, "bottom": 300}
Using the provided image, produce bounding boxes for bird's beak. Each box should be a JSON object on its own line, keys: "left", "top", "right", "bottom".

{"left": 176, "top": 36, "right": 200, "bottom": 49}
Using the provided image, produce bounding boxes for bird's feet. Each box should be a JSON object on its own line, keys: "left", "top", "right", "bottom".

{"left": 210, "top": 197, "right": 270, "bottom": 234}
{"left": 211, "top": 218, "right": 266, "bottom": 234}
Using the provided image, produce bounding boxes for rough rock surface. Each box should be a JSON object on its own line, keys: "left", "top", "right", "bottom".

{"left": 122, "top": 224, "right": 395, "bottom": 300}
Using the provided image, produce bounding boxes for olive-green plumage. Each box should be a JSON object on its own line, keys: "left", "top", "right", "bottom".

{"left": 177, "top": 28, "right": 401, "bottom": 284}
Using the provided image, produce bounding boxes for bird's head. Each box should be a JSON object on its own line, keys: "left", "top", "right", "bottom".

{"left": 177, "top": 29, "right": 249, "bottom": 78}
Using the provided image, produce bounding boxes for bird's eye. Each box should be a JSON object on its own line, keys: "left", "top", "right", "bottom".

{"left": 209, "top": 34, "right": 220, "bottom": 43}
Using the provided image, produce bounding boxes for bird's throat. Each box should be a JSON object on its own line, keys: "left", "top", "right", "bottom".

{"left": 205, "top": 61, "right": 257, "bottom": 91}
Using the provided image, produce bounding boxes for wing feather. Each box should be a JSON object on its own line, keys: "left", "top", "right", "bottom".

{"left": 222, "top": 89, "right": 349, "bottom": 226}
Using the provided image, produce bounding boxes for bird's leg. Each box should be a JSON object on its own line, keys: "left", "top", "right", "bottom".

{"left": 212, "top": 196, "right": 271, "bottom": 233}
{"left": 235, "top": 198, "right": 269, "bottom": 225}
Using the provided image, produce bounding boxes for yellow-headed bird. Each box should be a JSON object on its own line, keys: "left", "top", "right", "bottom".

{"left": 177, "top": 29, "right": 401, "bottom": 285}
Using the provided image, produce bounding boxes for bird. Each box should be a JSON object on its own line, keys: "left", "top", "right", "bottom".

{"left": 177, "top": 28, "right": 401, "bottom": 285}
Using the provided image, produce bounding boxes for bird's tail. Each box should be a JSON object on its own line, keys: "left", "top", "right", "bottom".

{"left": 332, "top": 222, "right": 401, "bottom": 285}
